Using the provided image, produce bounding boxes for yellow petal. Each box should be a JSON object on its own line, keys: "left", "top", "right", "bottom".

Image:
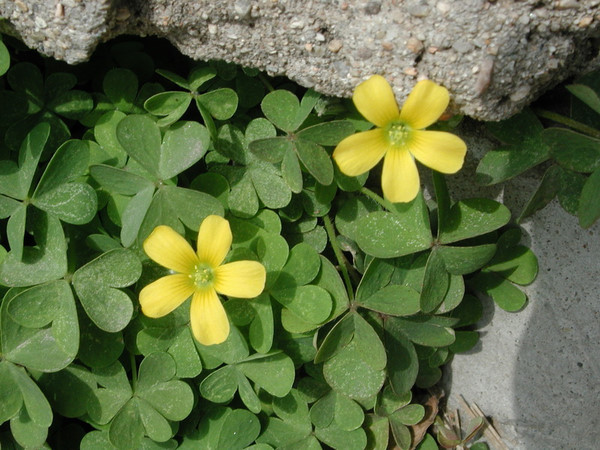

{"left": 144, "top": 226, "right": 198, "bottom": 274}
{"left": 214, "top": 260, "right": 266, "bottom": 298}
{"left": 399, "top": 80, "right": 450, "bottom": 130}
{"left": 381, "top": 148, "right": 420, "bottom": 203}
{"left": 196, "top": 215, "right": 232, "bottom": 267}
{"left": 353, "top": 75, "right": 400, "bottom": 127}
{"left": 190, "top": 288, "right": 230, "bottom": 345}
{"left": 333, "top": 129, "right": 389, "bottom": 176}
{"left": 139, "top": 274, "right": 195, "bottom": 318}
{"left": 409, "top": 130, "right": 467, "bottom": 174}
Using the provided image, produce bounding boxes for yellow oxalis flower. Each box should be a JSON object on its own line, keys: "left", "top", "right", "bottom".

{"left": 139, "top": 215, "right": 266, "bottom": 346}
{"left": 333, "top": 75, "right": 467, "bottom": 203}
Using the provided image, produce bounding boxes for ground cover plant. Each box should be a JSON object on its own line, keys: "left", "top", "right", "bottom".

{"left": 0, "top": 35, "right": 550, "bottom": 449}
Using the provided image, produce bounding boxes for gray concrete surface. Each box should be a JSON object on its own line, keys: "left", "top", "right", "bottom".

{"left": 1, "top": 0, "right": 600, "bottom": 120}
{"left": 443, "top": 123, "right": 600, "bottom": 450}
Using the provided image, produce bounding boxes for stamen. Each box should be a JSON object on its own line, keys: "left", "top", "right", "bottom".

{"left": 386, "top": 121, "right": 411, "bottom": 147}
{"left": 192, "top": 264, "right": 214, "bottom": 287}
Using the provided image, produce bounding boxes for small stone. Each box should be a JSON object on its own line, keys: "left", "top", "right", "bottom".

{"left": 208, "top": 24, "right": 217, "bottom": 34}
{"left": 427, "top": 46, "right": 439, "bottom": 54}
{"left": 436, "top": 2, "right": 451, "bottom": 13}
{"left": 404, "top": 67, "right": 418, "bottom": 76}
{"left": 365, "top": 1, "right": 382, "bottom": 15}
{"left": 234, "top": 0, "right": 251, "bottom": 17}
{"left": 556, "top": 0, "right": 579, "bottom": 9}
{"left": 34, "top": 17, "right": 47, "bottom": 28}
{"left": 315, "top": 32, "right": 326, "bottom": 42}
{"left": 340, "top": 2, "right": 349, "bottom": 10}
{"left": 510, "top": 85, "right": 530, "bottom": 102}
{"left": 305, "top": 43, "right": 314, "bottom": 52}
{"left": 578, "top": 16, "right": 593, "bottom": 27}
{"left": 328, "top": 39, "right": 343, "bottom": 53}
{"left": 115, "top": 8, "right": 131, "bottom": 21}
{"left": 55, "top": 3, "right": 65, "bottom": 18}
{"left": 453, "top": 40, "right": 474, "bottom": 54}
{"left": 407, "top": 3, "right": 429, "bottom": 18}
{"left": 357, "top": 47, "right": 373, "bottom": 60}
{"left": 15, "top": 0, "right": 28, "bottom": 13}
{"left": 382, "top": 41, "right": 394, "bottom": 51}
{"left": 290, "top": 20, "right": 304, "bottom": 29}
{"left": 406, "top": 37, "right": 424, "bottom": 54}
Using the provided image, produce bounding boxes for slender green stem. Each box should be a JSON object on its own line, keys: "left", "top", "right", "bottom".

{"left": 533, "top": 108, "right": 600, "bottom": 139}
{"left": 323, "top": 215, "right": 355, "bottom": 302}
{"left": 258, "top": 73, "right": 275, "bottom": 92}
{"left": 130, "top": 352, "right": 138, "bottom": 391}
{"left": 360, "top": 187, "right": 396, "bottom": 211}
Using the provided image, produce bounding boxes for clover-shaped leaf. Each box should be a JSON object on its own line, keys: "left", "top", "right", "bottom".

{"left": 477, "top": 108, "right": 550, "bottom": 185}
{"left": 72, "top": 249, "right": 142, "bottom": 332}
{"left": 117, "top": 115, "right": 209, "bottom": 181}
{"left": 355, "top": 193, "right": 433, "bottom": 258}
{"left": 0, "top": 209, "right": 67, "bottom": 287}
{"left": 2, "top": 280, "right": 78, "bottom": 372}
{"left": 250, "top": 89, "right": 353, "bottom": 190}
{"left": 0, "top": 361, "right": 52, "bottom": 449}
{"left": 180, "top": 406, "right": 260, "bottom": 450}
{"left": 89, "top": 353, "right": 193, "bottom": 449}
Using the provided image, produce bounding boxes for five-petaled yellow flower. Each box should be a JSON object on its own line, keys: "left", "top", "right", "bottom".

{"left": 139, "top": 215, "right": 266, "bottom": 346}
{"left": 333, "top": 75, "right": 467, "bottom": 203}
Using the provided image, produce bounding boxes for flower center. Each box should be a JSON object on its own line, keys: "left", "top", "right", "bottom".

{"left": 386, "top": 121, "right": 411, "bottom": 147}
{"left": 192, "top": 264, "right": 214, "bottom": 288}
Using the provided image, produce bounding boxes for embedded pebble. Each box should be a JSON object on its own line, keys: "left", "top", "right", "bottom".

{"left": 406, "top": 37, "right": 424, "bottom": 54}
{"left": 328, "top": 39, "right": 343, "bottom": 53}
{"left": 364, "top": 2, "right": 382, "bottom": 15}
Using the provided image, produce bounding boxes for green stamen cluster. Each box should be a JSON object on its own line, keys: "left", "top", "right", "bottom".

{"left": 192, "top": 264, "right": 214, "bottom": 287}
{"left": 386, "top": 121, "right": 411, "bottom": 147}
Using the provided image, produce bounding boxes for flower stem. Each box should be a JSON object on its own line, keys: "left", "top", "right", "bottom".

{"left": 258, "top": 73, "right": 275, "bottom": 92}
{"left": 323, "top": 215, "right": 355, "bottom": 302}
{"left": 533, "top": 108, "right": 600, "bottom": 139}
{"left": 360, "top": 187, "right": 396, "bottom": 211}
{"left": 130, "top": 352, "right": 138, "bottom": 391}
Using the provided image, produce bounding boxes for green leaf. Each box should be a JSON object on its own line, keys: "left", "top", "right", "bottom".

{"left": 544, "top": 128, "right": 600, "bottom": 173}
{"left": 93, "top": 111, "right": 129, "bottom": 167}
{"left": 438, "top": 198, "right": 511, "bottom": 244}
{"left": 160, "top": 185, "right": 224, "bottom": 232}
{"left": 159, "top": 121, "right": 209, "bottom": 180}
{"left": 273, "top": 242, "right": 322, "bottom": 288}
{"left": 389, "top": 316, "right": 455, "bottom": 347}
{"left": 200, "top": 365, "right": 238, "bottom": 404}
{"left": 78, "top": 312, "right": 124, "bottom": 369}
{"left": 358, "top": 284, "right": 420, "bottom": 316}
{"left": 389, "top": 416, "right": 411, "bottom": 449}
{"left": 144, "top": 91, "right": 191, "bottom": 116}
{"left": 228, "top": 173, "right": 259, "bottom": 218}
{"left": 120, "top": 185, "right": 155, "bottom": 247}
{"left": 49, "top": 89, "right": 93, "bottom": 120}
{"left": 3, "top": 281, "right": 78, "bottom": 371}
{"left": 249, "top": 137, "right": 293, "bottom": 163}
{"left": 34, "top": 139, "right": 90, "bottom": 195}
{"left": 558, "top": 168, "right": 587, "bottom": 215}
{"left": 0, "top": 122, "right": 49, "bottom": 200}
{"left": 364, "top": 414, "right": 390, "bottom": 450}
{"left": 486, "top": 107, "right": 544, "bottom": 145}
{"left": 295, "top": 139, "right": 334, "bottom": 185}
{"left": 518, "top": 164, "right": 563, "bottom": 222}
{"left": 297, "top": 120, "right": 355, "bottom": 146}
{"left": 248, "top": 293, "right": 274, "bottom": 354}
{"left": 375, "top": 385, "right": 412, "bottom": 416}
{"left": 438, "top": 244, "right": 496, "bottom": 275}
{"left": 420, "top": 248, "right": 449, "bottom": 313}
{"left": 470, "top": 272, "right": 527, "bottom": 311}
{"left": 282, "top": 147, "right": 303, "bottom": 193}
{"left": 217, "top": 408, "right": 261, "bottom": 449}
{"left": 237, "top": 352, "right": 295, "bottom": 397}
{"left": 449, "top": 330, "right": 479, "bottom": 353}
{"left": 103, "top": 68, "right": 139, "bottom": 110}
{"left": 484, "top": 244, "right": 538, "bottom": 286}
{"left": 72, "top": 249, "right": 142, "bottom": 332}
{"left": 7, "top": 362, "right": 53, "bottom": 427}
{"left": 391, "top": 404, "right": 424, "bottom": 426}
{"left": 250, "top": 166, "right": 291, "bottom": 209}
{"left": 10, "top": 408, "right": 49, "bottom": 449}
{"left": 384, "top": 319, "right": 419, "bottom": 395}
{"left": 197, "top": 88, "right": 238, "bottom": 120}
{"left": 323, "top": 340, "right": 386, "bottom": 400}
{"left": 273, "top": 285, "right": 332, "bottom": 325}
{"left": 566, "top": 83, "right": 600, "bottom": 115}
{"left": 32, "top": 182, "right": 97, "bottom": 225}
{"left": 314, "top": 423, "right": 367, "bottom": 450}
{"left": 353, "top": 312, "right": 387, "bottom": 371}
{"left": 109, "top": 400, "right": 145, "bottom": 449}
{"left": 355, "top": 194, "right": 432, "bottom": 258}
{"left": 261, "top": 90, "right": 301, "bottom": 132}
{"left": 0, "top": 210, "right": 67, "bottom": 286}
{"left": 0, "top": 361, "right": 23, "bottom": 424}
{"left": 117, "top": 114, "right": 162, "bottom": 178}
{"left": 578, "top": 167, "right": 600, "bottom": 228}
{"left": 36, "top": 364, "right": 96, "bottom": 418}
{"left": 314, "top": 313, "right": 355, "bottom": 364}
{"left": 0, "top": 39, "right": 9, "bottom": 76}
{"left": 189, "top": 65, "right": 217, "bottom": 91}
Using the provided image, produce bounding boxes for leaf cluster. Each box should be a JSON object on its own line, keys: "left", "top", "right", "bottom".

{"left": 0, "top": 35, "right": 535, "bottom": 450}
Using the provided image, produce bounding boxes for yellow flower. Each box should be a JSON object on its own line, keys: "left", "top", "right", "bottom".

{"left": 333, "top": 75, "right": 467, "bottom": 203}
{"left": 139, "top": 215, "right": 266, "bottom": 346}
